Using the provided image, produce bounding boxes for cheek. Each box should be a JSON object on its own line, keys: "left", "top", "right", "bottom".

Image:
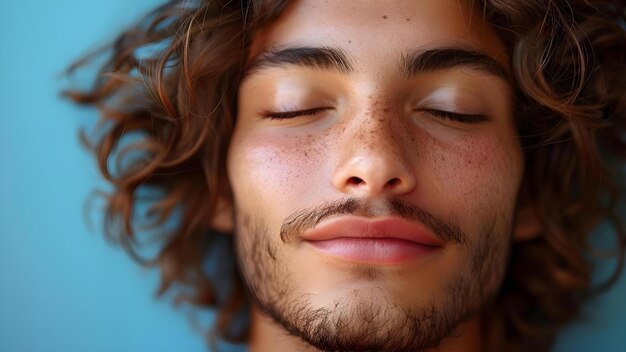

{"left": 423, "top": 132, "right": 522, "bottom": 226}
{"left": 227, "top": 131, "right": 327, "bottom": 220}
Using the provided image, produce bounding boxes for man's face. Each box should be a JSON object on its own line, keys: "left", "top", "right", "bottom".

{"left": 227, "top": 0, "right": 523, "bottom": 350}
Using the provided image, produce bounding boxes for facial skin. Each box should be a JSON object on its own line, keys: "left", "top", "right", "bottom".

{"left": 227, "top": 0, "right": 524, "bottom": 350}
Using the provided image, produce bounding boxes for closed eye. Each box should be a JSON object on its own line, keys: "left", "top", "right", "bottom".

{"left": 264, "top": 107, "right": 332, "bottom": 120}
{"left": 417, "top": 109, "right": 488, "bottom": 124}
{"left": 263, "top": 107, "right": 486, "bottom": 123}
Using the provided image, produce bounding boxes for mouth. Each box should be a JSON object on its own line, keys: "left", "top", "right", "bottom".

{"left": 301, "top": 215, "right": 444, "bottom": 264}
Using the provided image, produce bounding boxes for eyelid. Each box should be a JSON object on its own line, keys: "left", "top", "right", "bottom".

{"left": 263, "top": 107, "right": 333, "bottom": 120}
{"left": 415, "top": 108, "right": 488, "bottom": 124}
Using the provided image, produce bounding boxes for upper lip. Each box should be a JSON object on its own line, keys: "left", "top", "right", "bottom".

{"left": 301, "top": 215, "right": 445, "bottom": 247}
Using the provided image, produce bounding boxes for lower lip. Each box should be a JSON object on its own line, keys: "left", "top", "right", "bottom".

{"left": 305, "top": 238, "right": 439, "bottom": 264}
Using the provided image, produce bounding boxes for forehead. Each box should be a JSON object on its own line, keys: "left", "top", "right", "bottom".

{"left": 249, "top": 0, "right": 508, "bottom": 68}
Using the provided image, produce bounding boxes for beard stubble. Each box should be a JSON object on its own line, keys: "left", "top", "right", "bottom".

{"left": 234, "top": 197, "right": 510, "bottom": 351}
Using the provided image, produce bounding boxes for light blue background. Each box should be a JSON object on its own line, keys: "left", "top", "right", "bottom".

{"left": 0, "top": 1, "right": 624, "bottom": 351}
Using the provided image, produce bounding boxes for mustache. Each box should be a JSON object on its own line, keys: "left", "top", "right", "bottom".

{"left": 280, "top": 197, "right": 466, "bottom": 245}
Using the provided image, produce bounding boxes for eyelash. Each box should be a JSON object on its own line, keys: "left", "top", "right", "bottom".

{"left": 419, "top": 109, "right": 488, "bottom": 124}
{"left": 264, "top": 107, "right": 487, "bottom": 124}
{"left": 264, "top": 107, "right": 331, "bottom": 120}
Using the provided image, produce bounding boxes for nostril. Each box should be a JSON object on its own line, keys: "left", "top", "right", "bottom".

{"left": 347, "top": 176, "right": 365, "bottom": 186}
{"left": 386, "top": 178, "right": 401, "bottom": 187}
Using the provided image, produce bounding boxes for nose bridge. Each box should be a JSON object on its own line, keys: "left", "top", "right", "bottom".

{"left": 349, "top": 108, "right": 405, "bottom": 160}
{"left": 333, "top": 99, "right": 416, "bottom": 197}
{"left": 349, "top": 92, "right": 407, "bottom": 150}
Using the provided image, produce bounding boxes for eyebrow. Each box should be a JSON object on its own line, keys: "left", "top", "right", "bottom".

{"left": 400, "top": 47, "right": 509, "bottom": 81}
{"left": 243, "top": 45, "right": 509, "bottom": 82}
{"left": 244, "top": 46, "right": 354, "bottom": 78}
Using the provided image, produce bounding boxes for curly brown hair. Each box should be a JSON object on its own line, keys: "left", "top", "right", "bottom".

{"left": 64, "top": 0, "right": 626, "bottom": 351}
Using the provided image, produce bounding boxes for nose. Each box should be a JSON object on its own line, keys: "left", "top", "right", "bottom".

{"left": 332, "top": 116, "right": 416, "bottom": 198}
